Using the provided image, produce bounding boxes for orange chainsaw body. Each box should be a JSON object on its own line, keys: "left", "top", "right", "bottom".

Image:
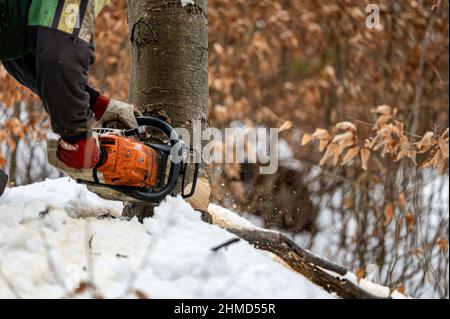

{"left": 97, "top": 135, "right": 159, "bottom": 188}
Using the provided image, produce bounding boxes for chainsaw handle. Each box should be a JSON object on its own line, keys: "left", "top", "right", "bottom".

{"left": 114, "top": 116, "right": 183, "bottom": 203}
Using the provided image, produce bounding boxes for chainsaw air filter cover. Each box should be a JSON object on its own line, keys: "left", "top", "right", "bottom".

{"left": 97, "top": 135, "right": 159, "bottom": 188}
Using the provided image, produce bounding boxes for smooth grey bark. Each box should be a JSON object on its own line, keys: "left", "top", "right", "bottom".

{"left": 124, "top": 0, "right": 209, "bottom": 219}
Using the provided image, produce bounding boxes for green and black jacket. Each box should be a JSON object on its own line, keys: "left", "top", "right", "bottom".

{"left": 0, "top": 0, "right": 110, "bottom": 60}
{"left": 1, "top": 0, "right": 111, "bottom": 139}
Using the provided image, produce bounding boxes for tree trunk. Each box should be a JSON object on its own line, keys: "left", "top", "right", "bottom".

{"left": 124, "top": 0, "right": 209, "bottom": 219}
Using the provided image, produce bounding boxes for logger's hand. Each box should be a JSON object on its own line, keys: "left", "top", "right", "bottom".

{"left": 98, "top": 99, "right": 142, "bottom": 129}
{"left": 56, "top": 135, "right": 101, "bottom": 170}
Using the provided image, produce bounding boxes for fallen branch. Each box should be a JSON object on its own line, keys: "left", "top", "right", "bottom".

{"left": 201, "top": 211, "right": 381, "bottom": 299}
{"left": 211, "top": 238, "right": 241, "bottom": 252}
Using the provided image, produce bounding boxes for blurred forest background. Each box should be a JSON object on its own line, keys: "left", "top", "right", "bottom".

{"left": 0, "top": 0, "right": 448, "bottom": 298}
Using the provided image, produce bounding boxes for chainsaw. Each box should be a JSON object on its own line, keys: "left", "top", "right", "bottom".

{"left": 48, "top": 117, "right": 200, "bottom": 204}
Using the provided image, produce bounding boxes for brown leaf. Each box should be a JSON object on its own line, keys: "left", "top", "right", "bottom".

{"left": 323, "top": 65, "right": 336, "bottom": 80}
{"left": 0, "top": 155, "right": 6, "bottom": 168}
{"left": 341, "top": 146, "right": 360, "bottom": 166}
{"left": 334, "top": 139, "right": 355, "bottom": 164}
{"left": 441, "top": 128, "right": 449, "bottom": 140}
{"left": 371, "top": 105, "right": 392, "bottom": 115}
{"left": 405, "top": 213, "right": 414, "bottom": 231}
{"left": 421, "top": 148, "right": 448, "bottom": 174}
{"left": 356, "top": 267, "right": 366, "bottom": 281}
{"left": 343, "top": 196, "right": 355, "bottom": 209}
{"left": 416, "top": 131, "right": 435, "bottom": 154}
{"left": 319, "top": 139, "right": 329, "bottom": 152}
{"left": 350, "top": 7, "right": 365, "bottom": 19}
{"left": 437, "top": 239, "right": 449, "bottom": 254}
{"left": 319, "top": 143, "right": 339, "bottom": 166}
{"left": 395, "top": 284, "right": 406, "bottom": 295}
{"left": 106, "top": 56, "right": 119, "bottom": 66}
{"left": 438, "top": 135, "right": 449, "bottom": 159}
{"left": 374, "top": 114, "right": 392, "bottom": 129}
{"left": 398, "top": 192, "right": 406, "bottom": 210}
{"left": 224, "top": 163, "right": 241, "bottom": 179}
{"left": 420, "top": 147, "right": 440, "bottom": 169}
{"left": 336, "top": 121, "right": 357, "bottom": 132}
{"left": 384, "top": 202, "right": 395, "bottom": 226}
{"left": 213, "top": 42, "right": 224, "bottom": 55}
{"left": 407, "top": 149, "right": 417, "bottom": 165}
{"left": 360, "top": 148, "right": 371, "bottom": 170}
{"left": 332, "top": 148, "right": 343, "bottom": 166}
{"left": 279, "top": 121, "right": 293, "bottom": 132}
{"left": 393, "top": 121, "right": 405, "bottom": 137}
{"left": 214, "top": 105, "right": 228, "bottom": 121}
{"left": 332, "top": 131, "right": 355, "bottom": 144}
{"left": 312, "top": 128, "right": 331, "bottom": 141}
{"left": 301, "top": 133, "right": 313, "bottom": 146}
{"left": 133, "top": 290, "right": 150, "bottom": 299}
{"left": 74, "top": 282, "right": 95, "bottom": 295}
{"left": 395, "top": 135, "right": 411, "bottom": 162}
{"left": 8, "top": 138, "right": 17, "bottom": 153}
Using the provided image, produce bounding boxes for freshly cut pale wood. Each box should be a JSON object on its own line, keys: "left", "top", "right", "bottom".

{"left": 185, "top": 178, "right": 211, "bottom": 212}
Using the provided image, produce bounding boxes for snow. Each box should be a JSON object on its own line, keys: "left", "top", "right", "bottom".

{"left": 208, "top": 204, "right": 259, "bottom": 230}
{"left": 343, "top": 272, "right": 408, "bottom": 299}
{"left": 0, "top": 178, "right": 333, "bottom": 299}
{"left": 181, "top": 0, "right": 194, "bottom": 7}
{"left": 0, "top": 178, "right": 123, "bottom": 219}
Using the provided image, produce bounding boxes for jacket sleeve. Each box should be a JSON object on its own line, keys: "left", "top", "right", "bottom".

{"left": 33, "top": 26, "right": 97, "bottom": 140}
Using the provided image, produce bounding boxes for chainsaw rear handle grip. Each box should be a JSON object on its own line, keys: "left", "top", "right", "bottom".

{"left": 112, "top": 116, "right": 182, "bottom": 203}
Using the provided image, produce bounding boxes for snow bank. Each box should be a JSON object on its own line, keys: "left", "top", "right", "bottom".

{"left": 0, "top": 178, "right": 332, "bottom": 299}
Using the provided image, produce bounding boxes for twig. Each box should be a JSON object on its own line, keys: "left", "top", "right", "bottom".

{"left": 118, "top": 243, "right": 153, "bottom": 299}
{"left": 0, "top": 266, "right": 22, "bottom": 299}
{"left": 84, "top": 220, "right": 99, "bottom": 298}
{"left": 39, "top": 228, "right": 70, "bottom": 296}
{"left": 410, "top": 1, "right": 442, "bottom": 134}
{"left": 347, "top": 116, "right": 423, "bottom": 139}
{"left": 211, "top": 238, "right": 241, "bottom": 252}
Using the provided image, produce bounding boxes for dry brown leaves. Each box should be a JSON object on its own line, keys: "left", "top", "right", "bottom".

{"left": 419, "top": 129, "right": 449, "bottom": 174}
{"left": 356, "top": 267, "right": 366, "bottom": 281}
{"left": 384, "top": 202, "right": 395, "bottom": 226}
{"left": 405, "top": 213, "right": 415, "bottom": 231}
{"left": 437, "top": 239, "right": 449, "bottom": 254}
{"left": 303, "top": 120, "right": 368, "bottom": 169}
{"left": 304, "top": 105, "right": 449, "bottom": 175}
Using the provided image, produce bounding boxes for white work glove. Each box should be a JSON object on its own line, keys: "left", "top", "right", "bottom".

{"left": 99, "top": 99, "right": 142, "bottom": 129}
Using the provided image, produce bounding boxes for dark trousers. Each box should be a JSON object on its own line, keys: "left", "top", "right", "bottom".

{"left": 1, "top": 26, "right": 100, "bottom": 141}
{"left": 0, "top": 168, "right": 7, "bottom": 196}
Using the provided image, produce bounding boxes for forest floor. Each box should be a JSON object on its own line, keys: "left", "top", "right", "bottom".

{"left": 0, "top": 178, "right": 333, "bottom": 298}
{"left": 0, "top": 178, "right": 404, "bottom": 299}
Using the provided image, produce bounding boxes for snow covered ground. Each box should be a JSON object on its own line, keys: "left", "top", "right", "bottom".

{"left": 0, "top": 178, "right": 334, "bottom": 299}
